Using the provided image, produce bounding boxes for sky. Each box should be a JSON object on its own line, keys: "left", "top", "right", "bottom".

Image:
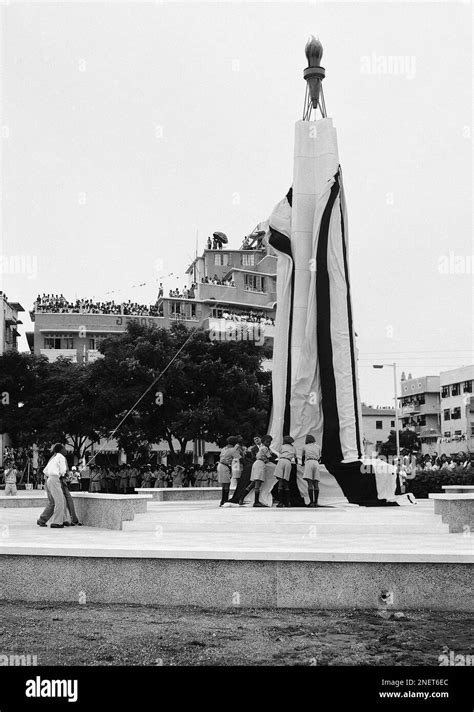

{"left": 0, "top": 0, "right": 472, "bottom": 406}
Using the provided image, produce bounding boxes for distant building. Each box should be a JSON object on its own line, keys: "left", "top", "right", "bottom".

{"left": 398, "top": 374, "right": 441, "bottom": 453}
{"left": 0, "top": 291, "right": 24, "bottom": 355}
{"left": 398, "top": 368, "right": 474, "bottom": 456}
{"left": 29, "top": 241, "right": 276, "bottom": 367}
{"left": 27, "top": 235, "right": 276, "bottom": 463}
{"left": 361, "top": 404, "right": 396, "bottom": 455}
{"left": 439, "top": 365, "right": 474, "bottom": 455}
{"left": 0, "top": 291, "right": 24, "bottom": 465}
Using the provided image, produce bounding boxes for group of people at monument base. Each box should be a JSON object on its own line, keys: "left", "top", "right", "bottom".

{"left": 217, "top": 433, "right": 322, "bottom": 508}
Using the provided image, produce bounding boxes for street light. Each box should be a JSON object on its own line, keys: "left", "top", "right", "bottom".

{"left": 373, "top": 362, "right": 400, "bottom": 459}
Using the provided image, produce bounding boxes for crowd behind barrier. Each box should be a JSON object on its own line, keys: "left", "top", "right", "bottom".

{"left": 1, "top": 445, "right": 472, "bottom": 493}
{"left": 201, "top": 275, "right": 236, "bottom": 287}
{"left": 220, "top": 310, "right": 274, "bottom": 325}
{"left": 0, "top": 456, "right": 220, "bottom": 492}
{"left": 34, "top": 294, "right": 163, "bottom": 317}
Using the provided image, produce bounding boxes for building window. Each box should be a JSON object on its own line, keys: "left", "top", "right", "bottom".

{"left": 244, "top": 274, "right": 265, "bottom": 292}
{"left": 463, "top": 381, "right": 472, "bottom": 393}
{"left": 375, "top": 421, "right": 383, "bottom": 429}
{"left": 444, "top": 431, "right": 451, "bottom": 437}
{"left": 184, "top": 303, "right": 197, "bottom": 320}
{"left": 451, "top": 407, "right": 461, "bottom": 420}
{"left": 418, "top": 415, "right": 426, "bottom": 426}
{"left": 443, "top": 409, "right": 450, "bottom": 421}
{"left": 471, "top": 424, "right": 474, "bottom": 437}
{"left": 241, "top": 254, "right": 255, "bottom": 267}
{"left": 169, "top": 303, "right": 196, "bottom": 320}
{"left": 441, "top": 386, "right": 449, "bottom": 398}
{"left": 44, "top": 337, "right": 61, "bottom": 349}
{"left": 451, "top": 383, "right": 460, "bottom": 396}
{"left": 44, "top": 335, "right": 74, "bottom": 349}
{"left": 214, "top": 254, "right": 229, "bottom": 266}
{"left": 454, "top": 430, "right": 462, "bottom": 436}
{"left": 390, "top": 420, "right": 395, "bottom": 427}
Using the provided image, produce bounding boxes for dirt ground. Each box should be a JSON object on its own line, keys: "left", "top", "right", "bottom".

{"left": 0, "top": 602, "right": 471, "bottom": 666}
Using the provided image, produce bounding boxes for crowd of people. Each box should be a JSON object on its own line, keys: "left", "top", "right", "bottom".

{"left": 201, "top": 275, "right": 235, "bottom": 287}
{"left": 215, "top": 433, "right": 323, "bottom": 507}
{"left": 221, "top": 310, "right": 274, "bottom": 325}
{"left": 0, "top": 458, "right": 221, "bottom": 494}
{"left": 34, "top": 294, "right": 162, "bottom": 317}
{"left": 2, "top": 440, "right": 472, "bottom": 526}
{"left": 76, "top": 462, "right": 219, "bottom": 492}
{"left": 415, "top": 452, "right": 471, "bottom": 471}
{"left": 166, "top": 284, "right": 197, "bottom": 299}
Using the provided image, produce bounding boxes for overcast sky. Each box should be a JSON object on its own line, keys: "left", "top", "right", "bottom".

{"left": 0, "top": 0, "right": 472, "bottom": 406}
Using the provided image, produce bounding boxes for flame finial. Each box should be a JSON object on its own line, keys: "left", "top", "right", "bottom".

{"left": 303, "top": 35, "right": 326, "bottom": 119}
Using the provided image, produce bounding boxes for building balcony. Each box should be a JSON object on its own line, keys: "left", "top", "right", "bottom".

{"left": 40, "top": 349, "right": 77, "bottom": 363}
{"left": 401, "top": 404, "right": 421, "bottom": 415}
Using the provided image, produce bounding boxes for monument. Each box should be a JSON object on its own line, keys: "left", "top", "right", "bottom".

{"left": 266, "top": 37, "right": 413, "bottom": 506}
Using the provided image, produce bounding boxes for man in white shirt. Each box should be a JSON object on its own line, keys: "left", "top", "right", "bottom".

{"left": 37, "top": 443, "right": 67, "bottom": 528}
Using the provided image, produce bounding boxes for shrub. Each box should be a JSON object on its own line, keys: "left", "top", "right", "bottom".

{"left": 406, "top": 467, "right": 474, "bottom": 499}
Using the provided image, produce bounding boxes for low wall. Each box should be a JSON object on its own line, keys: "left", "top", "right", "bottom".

{"left": 0, "top": 556, "right": 471, "bottom": 610}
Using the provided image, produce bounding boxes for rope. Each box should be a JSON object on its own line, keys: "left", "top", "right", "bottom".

{"left": 85, "top": 327, "right": 198, "bottom": 468}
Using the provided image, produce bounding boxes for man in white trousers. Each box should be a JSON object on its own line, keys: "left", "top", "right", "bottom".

{"left": 38, "top": 443, "right": 67, "bottom": 529}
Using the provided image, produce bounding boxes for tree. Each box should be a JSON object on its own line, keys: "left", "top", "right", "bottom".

{"left": 380, "top": 428, "right": 421, "bottom": 457}
{"left": 92, "top": 321, "right": 271, "bottom": 463}
{"left": 0, "top": 351, "right": 103, "bottom": 460}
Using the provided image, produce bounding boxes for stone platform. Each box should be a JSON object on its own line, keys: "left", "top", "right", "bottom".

{"left": 138, "top": 487, "right": 222, "bottom": 501}
{"left": 0, "top": 498, "right": 472, "bottom": 610}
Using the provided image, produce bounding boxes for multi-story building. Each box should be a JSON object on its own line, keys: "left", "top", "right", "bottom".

{"left": 29, "top": 240, "right": 276, "bottom": 366}
{"left": 0, "top": 291, "right": 24, "bottom": 356}
{"left": 27, "top": 235, "right": 276, "bottom": 464}
{"left": 439, "top": 365, "right": 474, "bottom": 455}
{"left": 398, "top": 374, "right": 441, "bottom": 453}
{"left": 0, "top": 291, "right": 25, "bottom": 465}
{"left": 361, "top": 404, "right": 396, "bottom": 455}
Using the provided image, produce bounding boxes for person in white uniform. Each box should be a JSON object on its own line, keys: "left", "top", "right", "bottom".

{"left": 302, "top": 434, "right": 321, "bottom": 507}
{"left": 217, "top": 436, "right": 240, "bottom": 507}
{"left": 274, "top": 436, "right": 296, "bottom": 508}
{"left": 239, "top": 435, "right": 274, "bottom": 508}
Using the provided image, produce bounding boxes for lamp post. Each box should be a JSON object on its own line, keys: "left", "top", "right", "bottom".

{"left": 373, "top": 363, "right": 400, "bottom": 459}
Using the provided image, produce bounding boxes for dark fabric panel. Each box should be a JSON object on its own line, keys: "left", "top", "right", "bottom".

{"left": 325, "top": 461, "right": 384, "bottom": 506}
{"left": 268, "top": 226, "right": 294, "bottom": 437}
{"left": 316, "top": 178, "right": 343, "bottom": 465}
{"left": 338, "top": 171, "right": 362, "bottom": 459}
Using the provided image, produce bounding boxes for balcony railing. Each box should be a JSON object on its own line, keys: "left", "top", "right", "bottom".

{"left": 40, "top": 349, "right": 77, "bottom": 363}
